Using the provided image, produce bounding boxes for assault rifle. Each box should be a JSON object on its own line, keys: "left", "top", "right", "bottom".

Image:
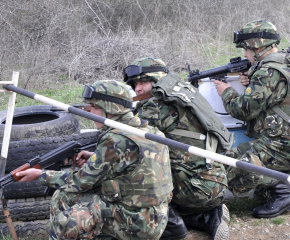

{"left": 187, "top": 57, "right": 251, "bottom": 87}
{"left": 0, "top": 140, "right": 97, "bottom": 189}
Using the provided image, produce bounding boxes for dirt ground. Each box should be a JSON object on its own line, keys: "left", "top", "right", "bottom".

{"left": 186, "top": 207, "right": 290, "bottom": 240}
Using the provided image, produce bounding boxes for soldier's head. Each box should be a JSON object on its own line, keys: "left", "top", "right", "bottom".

{"left": 123, "top": 57, "right": 169, "bottom": 96}
{"left": 234, "top": 20, "right": 280, "bottom": 61}
{"left": 82, "top": 80, "right": 133, "bottom": 128}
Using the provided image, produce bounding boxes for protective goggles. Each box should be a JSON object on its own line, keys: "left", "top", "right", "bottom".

{"left": 233, "top": 31, "right": 280, "bottom": 43}
{"left": 123, "top": 65, "right": 169, "bottom": 81}
{"left": 82, "top": 84, "right": 132, "bottom": 108}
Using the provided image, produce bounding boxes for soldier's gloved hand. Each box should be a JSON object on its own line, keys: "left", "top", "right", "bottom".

{"left": 239, "top": 71, "right": 250, "bottom": 86}
{"left": 16, "top": 169, "right": 41, "bottom": 182}
{"left": 75, "top": 150, "right": 94, "bottom": 168}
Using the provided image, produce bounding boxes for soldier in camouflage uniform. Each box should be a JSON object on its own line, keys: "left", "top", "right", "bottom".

{"left": 215, "top": 20, "right": 290, "bottom": 218}
{"left": 16, "top": 80, "right": 173, "bottom": 240}
{"left": 123, "top": 58, "right": 230, "bottom": 240}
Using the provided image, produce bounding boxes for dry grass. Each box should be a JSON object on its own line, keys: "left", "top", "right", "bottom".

{"left": 0, "top": 0, "right": 289, "bottom": 91}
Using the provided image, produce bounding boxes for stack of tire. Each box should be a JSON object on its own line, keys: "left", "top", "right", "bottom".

{"left": 0, "top": 105, "right": 99, "bottom": 238}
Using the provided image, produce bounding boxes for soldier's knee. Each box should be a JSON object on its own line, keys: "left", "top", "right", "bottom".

{"left": 56, "top": 205, "right": 100, "bottom": 239}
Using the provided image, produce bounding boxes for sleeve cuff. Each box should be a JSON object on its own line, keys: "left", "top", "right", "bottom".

{"left": 39, "top": 170, "right": 47, "bottom": 185}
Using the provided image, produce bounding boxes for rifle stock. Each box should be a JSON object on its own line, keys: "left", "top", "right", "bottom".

{"left": 0, "top": 140, "right": 97, "bottom": 189}
{"left": 187, "top": 57, "right": 251, "bottom": 87}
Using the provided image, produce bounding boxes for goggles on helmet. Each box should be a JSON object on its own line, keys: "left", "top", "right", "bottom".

{"left": 233, "top": 31, "right": 281, "bottom": 43}
{"left": 82, "top": 84, "right": 132, "bottom": 108}
{"left": 123, "top": 65, "right": 169, "bottom": 81}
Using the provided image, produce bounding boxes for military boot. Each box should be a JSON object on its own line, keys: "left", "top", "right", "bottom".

{"left": 182, "top": 204, "right": 229, "bottom": 240}
{"left": 253, "top": 181, "right": 290, "bottom": 218}
{"left": 160, "top": 205, "right": 188, "bottom": 240}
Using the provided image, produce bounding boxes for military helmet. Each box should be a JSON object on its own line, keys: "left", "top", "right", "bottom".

{"left": 82, "top": 80, "right": 133, "bottom": 115}
{"left": 234, "top": 20, "right": 280, "bottom": 49}
{"left": 123, "top": 57, "right": 169, "bottom": 89}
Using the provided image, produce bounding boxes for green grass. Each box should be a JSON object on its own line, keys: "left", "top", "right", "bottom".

{"left": 0, "top": 82, "right": 84, "bottom": 112}
{"left": 0, "top": 81, "right": 97, "bottom": 129}
{"left": 271, "top": 217, "right": 286, "bottom": 225}
{"left": 226, "top": 197, "right": 260, "bottom": 217}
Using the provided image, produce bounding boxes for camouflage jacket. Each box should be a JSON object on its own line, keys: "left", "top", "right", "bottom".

{"left": 135, "top": 98, "right": 227, "bottom": 186}
{"left": 221, "top": 52, "right": 290, "bottom": 161}
{"left": 39, "top": 113, "right": 173, "bottom": 208}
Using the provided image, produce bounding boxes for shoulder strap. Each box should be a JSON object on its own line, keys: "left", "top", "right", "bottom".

{"left": 271, "top": 105, "right": 290, "bottom": 123}
{"left": 152, "top": 73, "right": 234, "bottom": 151}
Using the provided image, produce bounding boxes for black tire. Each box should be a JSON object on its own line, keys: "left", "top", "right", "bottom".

{"left": 0, "top": 219, "right": 49, "bottom": 238}
{"left": 0, "top": 105, "right": 80, "bottom": 141}
{"left": 3, "top": 130, "right": 99, "bottom": 172}
{"left": 0, "top": 197, "right": 51, "bottom": 223}
{"left": 3, "top": 180, "right": 51, "bottom": 200}
{"left": 2, "top": 130, "right": 99, "bottom": 199}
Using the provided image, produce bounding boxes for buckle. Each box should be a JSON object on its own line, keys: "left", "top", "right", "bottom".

{"left": 82, "top": 85, "right": 95, "bottom": 99}
{"left": 233, "top": 31, "right": 240, "bottom": 43}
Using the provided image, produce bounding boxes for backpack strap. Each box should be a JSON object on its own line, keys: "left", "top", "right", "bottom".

{"left": 271, "top": 105, "right": 290, "bottom": 123}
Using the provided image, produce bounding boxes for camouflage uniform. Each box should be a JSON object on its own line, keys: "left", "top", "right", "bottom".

{"left": 135, "top": 85, "right": 228, "bottom": 214}
{"left": 125, "top": 57, "right": 230, "bottom": 240}
{"left": 39, "top": 80, "right": 173, "bottom": 240}
{"left": 126, "top": 58, "right": 228, "bottom": 213}
{"left": 224, "top": 20, "right": 290, "bottom": 198}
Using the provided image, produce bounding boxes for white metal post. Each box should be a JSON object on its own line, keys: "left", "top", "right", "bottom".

{"left": 0, "top": 71, "right": 19, "bottom": 240}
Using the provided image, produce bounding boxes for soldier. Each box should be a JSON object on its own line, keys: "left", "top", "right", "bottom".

{"left": 214, "top": 20, "right": 290, "bottom": 218}
{"left": 123, "top": 57, "right": 231, "bottom": 240}
{"left": 15, "top": 80, "right": 173, "bottom": 240}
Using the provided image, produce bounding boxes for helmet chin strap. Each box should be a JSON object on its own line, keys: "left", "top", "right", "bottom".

{"left": 101, "top": 109, "right": 107, "bottom": 118}
{"left": 252, "top": 44, "right": 275, "bottom": 61}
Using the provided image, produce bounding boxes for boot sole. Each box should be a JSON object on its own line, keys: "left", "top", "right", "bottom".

{"left": 253, "top": 205, "right": 290, "bottom": 218}
{"left": 213, "top": 219, "right": 229, "bottom": 240}
{"left": 221, "top": 204, "right": 230, "bottom": 223}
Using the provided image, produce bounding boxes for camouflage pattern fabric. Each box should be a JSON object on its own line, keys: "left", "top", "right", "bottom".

{"left": 135, "top": 97, "right": 228, "bottom": 214}
{"left": 221, "top": 53, "right": 290, "bottom": 197}
{"left": 49, "top": 190, "right": 169, "bottom": 240}
{"left": 126, "top": 57, "right": 168, "bottom": 89}
{"left": 39, "top": 112, "right": 172, "bottom": 239}
{"left": 84, "top": 79, "right": 133, "bottom": 115}
{"left": 235, "top": 20, "right": 280, "bottom": 49}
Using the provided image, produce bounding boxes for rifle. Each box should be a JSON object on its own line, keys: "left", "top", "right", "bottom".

{"left": 0, "top": 140, "right": 97, "bottom": 189}
{"left": 187, "top": 57, "right": 251, "bottom": 87}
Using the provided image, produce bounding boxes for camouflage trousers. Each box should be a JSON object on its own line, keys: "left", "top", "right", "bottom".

{"left": 170, "top": 170, "right": 227, "bottom": 215}
{"left": 49, "top": 189, "right": 169, "bottom": 240}
{"left": 225, "top": 141, "right": 281, "bottom": 198}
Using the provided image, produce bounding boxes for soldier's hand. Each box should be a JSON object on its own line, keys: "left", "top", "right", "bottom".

{"left": 213, "top": 80, "right": 231, "bottom": 96}
{"left": 16, "top": 169, "right": 41, "bottom": 182}
{"left": 239, "top": 71, "right": 250, "bottom": 86}
{"left": 75, "top": 150, "right": 94, "bottom": 168}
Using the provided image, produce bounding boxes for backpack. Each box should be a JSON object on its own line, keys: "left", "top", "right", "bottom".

{"left": 151, "top": 72, "right": 234, "bottom": 154}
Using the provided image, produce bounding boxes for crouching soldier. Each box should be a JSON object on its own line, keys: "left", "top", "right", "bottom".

{"left": 124, "top": 57, "right": 231, "bottom": 240}
{"left": 16, "top": 80, "right": 173, "bottom": 240}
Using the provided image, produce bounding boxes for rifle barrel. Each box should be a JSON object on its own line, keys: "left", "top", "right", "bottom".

{"left": 187, "top": 58, "right": 251, "bottom": 82}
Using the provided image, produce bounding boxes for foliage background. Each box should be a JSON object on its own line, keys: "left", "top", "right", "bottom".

{"left": 0, "top": 0, "right": 290, "bottom": 96}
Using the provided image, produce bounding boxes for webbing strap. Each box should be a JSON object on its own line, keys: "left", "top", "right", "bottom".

{"left": 205, "top": 132, "right": 218, "bottom": 169}
{"left": 271, "top": 105, "right": 290, "bottom": 123}
{"left": 168, "top": 129, "right": 206, "bottom": 140}
{"left": 118, "top": 178, "right": 173, "bottom": 195}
